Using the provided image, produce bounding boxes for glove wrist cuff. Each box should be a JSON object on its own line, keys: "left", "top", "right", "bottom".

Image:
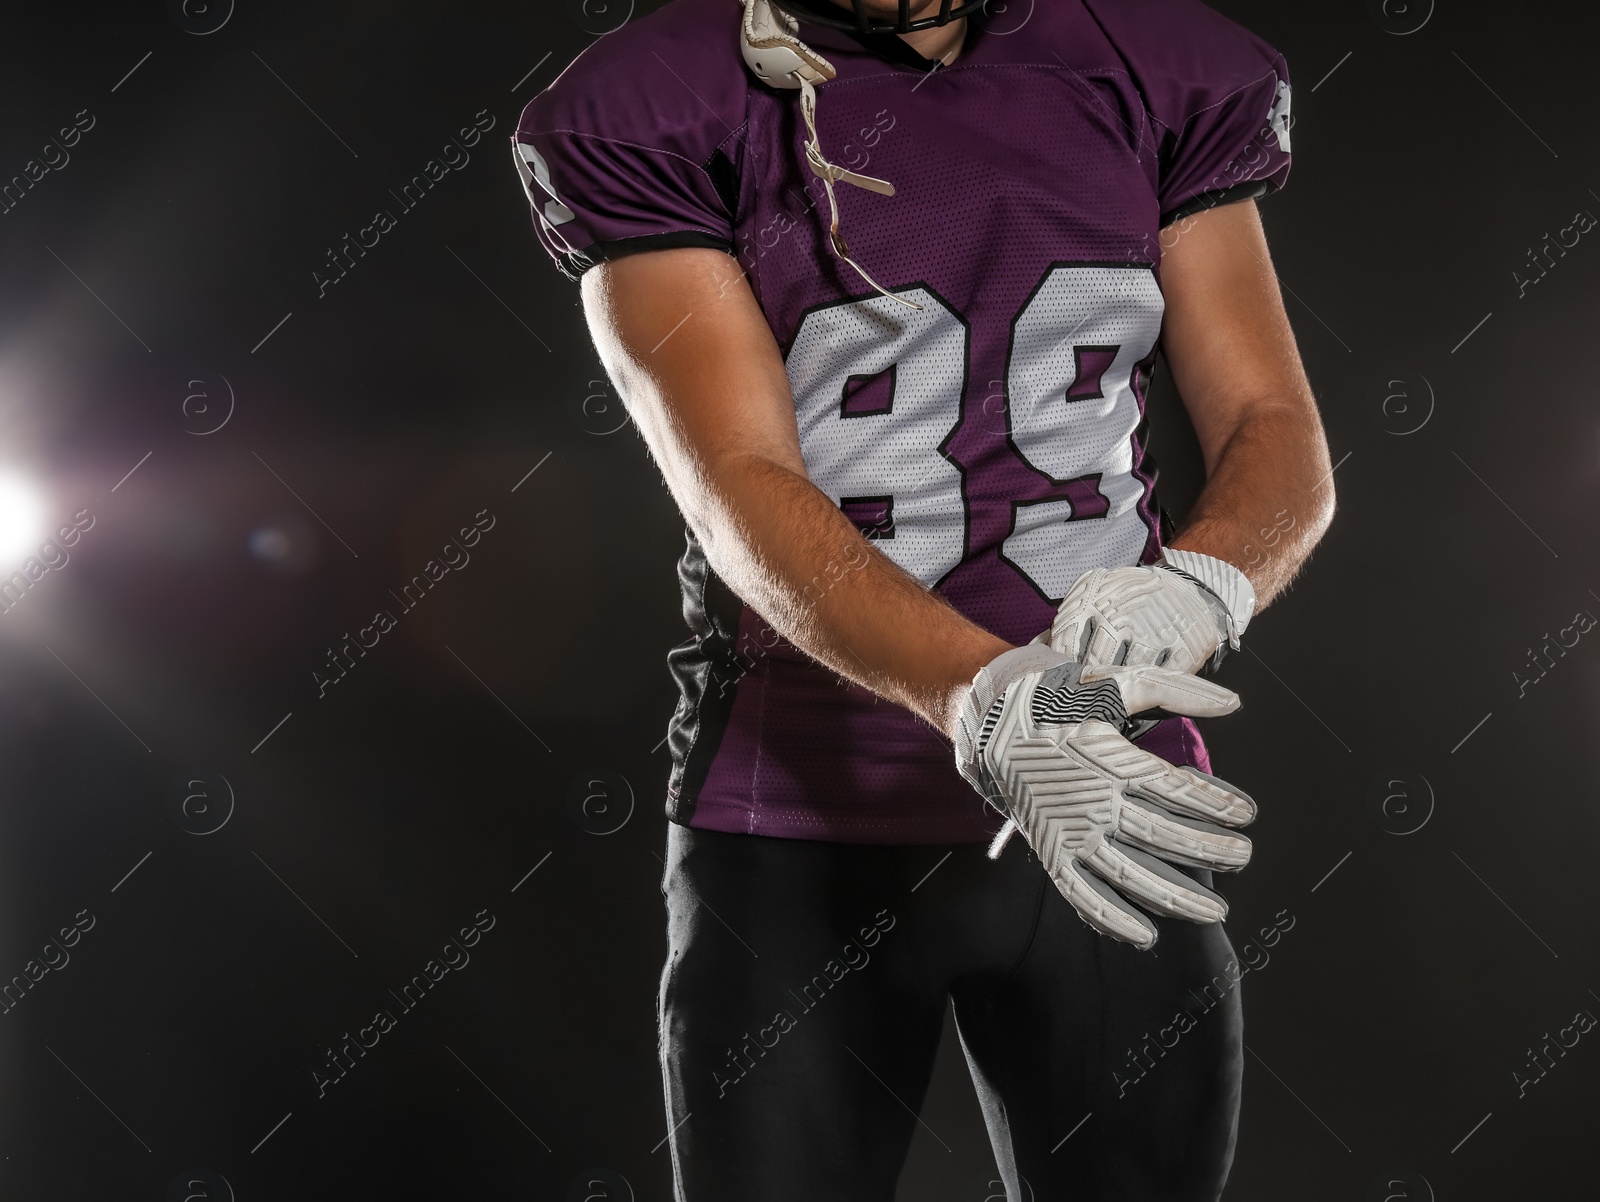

{"left": 1158, "top": 549, "right": 1256, "bottom": 645}
{"left": 954, "top": 644, "right": 1073, "bottom": 783}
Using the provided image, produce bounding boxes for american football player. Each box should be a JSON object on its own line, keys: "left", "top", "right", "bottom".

{"left": 514, "top": 0, "right": 1332, "bottom": 1197}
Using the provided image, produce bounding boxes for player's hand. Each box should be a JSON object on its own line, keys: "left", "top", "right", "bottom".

{"left": 1047, "top": 549, "right": 1256, "bottom": 677}
{"left": 954, "top": 645, "right": 1256, "bottom": 950}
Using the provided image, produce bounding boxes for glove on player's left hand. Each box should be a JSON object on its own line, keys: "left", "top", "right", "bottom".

{"left": 1048, "top": 548, "right": 1256, "bottom": 677}
{"left": 955, "top": 644, "right": 1256, "bottom": 950}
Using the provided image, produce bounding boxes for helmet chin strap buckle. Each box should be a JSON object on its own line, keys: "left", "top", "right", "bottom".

{"left": 797, "top": 77, "right": 920, "bottom": 311}
{"left": 740, "top": 0, "right": 922, "bottom": 312}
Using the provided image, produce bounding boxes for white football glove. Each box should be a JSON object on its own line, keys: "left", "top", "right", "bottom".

{"left": 955, "top": 644, "right": 1256, "bottom": 950}
{"left": 1048, "top": 548, "right": 1257, "bottom": 677}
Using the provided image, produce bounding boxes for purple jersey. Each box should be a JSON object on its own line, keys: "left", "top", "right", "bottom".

{"left": 514, "top": 0, "right": 1292, "bottom": 843}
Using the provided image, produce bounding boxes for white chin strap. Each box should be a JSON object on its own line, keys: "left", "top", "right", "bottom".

{"left": 740, "top": 0, "right": 921, "bottom": 311}
{"left": 740, "top": 0, "right": 834, "bottom": 87}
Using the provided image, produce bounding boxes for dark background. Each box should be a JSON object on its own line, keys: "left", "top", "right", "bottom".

{"left": 0, "top": 1, "right": 1595, "bottom": 1199}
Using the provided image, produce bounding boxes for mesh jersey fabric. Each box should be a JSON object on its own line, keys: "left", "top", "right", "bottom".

{"left": 513, "top": 0, "right": 1292, "bottom": 844}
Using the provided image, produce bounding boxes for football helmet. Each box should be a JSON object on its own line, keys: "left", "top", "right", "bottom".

{"left": 773, "top": 0, "right": 986, "bottom": 35}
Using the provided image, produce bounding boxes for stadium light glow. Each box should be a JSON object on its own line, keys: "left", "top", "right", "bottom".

{"left": 0, "top": 475, "right": 45, "bottom": 565}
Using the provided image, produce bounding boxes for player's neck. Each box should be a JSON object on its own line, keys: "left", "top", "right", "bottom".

{"left": 899, "top": 19, "right": 966, "bottom": 66}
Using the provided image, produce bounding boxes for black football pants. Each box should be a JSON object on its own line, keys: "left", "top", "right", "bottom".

{"left": 658, "top": 823, "right": 1245, "bottom": 1202}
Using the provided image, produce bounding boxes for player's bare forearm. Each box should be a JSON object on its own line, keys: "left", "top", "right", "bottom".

{"left": 1159, "top": 200, "right": 1335, "bottom": 609}
{"left": 697, "top": 453, "right": 1010, "bottom": 736}
{"left": 582, "top": 247, "right": 1011, "bottom": 738}
{"left": 1168, "top": 399, "right": 1333, "bottom": 606}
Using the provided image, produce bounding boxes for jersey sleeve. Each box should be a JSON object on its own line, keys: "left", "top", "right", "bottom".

{"left": 512, "top": 124, "right": 740, "bottom": 281}
{"left": 1157, "top": 47, "right": 1291, "bottom": 228}
{"left": 1084, "top": 0, "right": 1292, "bottom": 229}
{"left": 510, "top": 6, "right": 747, "bottom": 281}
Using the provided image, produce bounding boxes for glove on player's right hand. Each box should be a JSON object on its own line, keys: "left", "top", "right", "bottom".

{"left": 954, "top": 645, "right": 1257, "bottom": 950}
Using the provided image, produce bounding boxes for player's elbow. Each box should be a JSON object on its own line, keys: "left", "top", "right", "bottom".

{"left": 1306, "top": 475, "right": 1336, "bottom": 548}
{"left": 1302, "top": 412, "right": 1338, "bottom": 542}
